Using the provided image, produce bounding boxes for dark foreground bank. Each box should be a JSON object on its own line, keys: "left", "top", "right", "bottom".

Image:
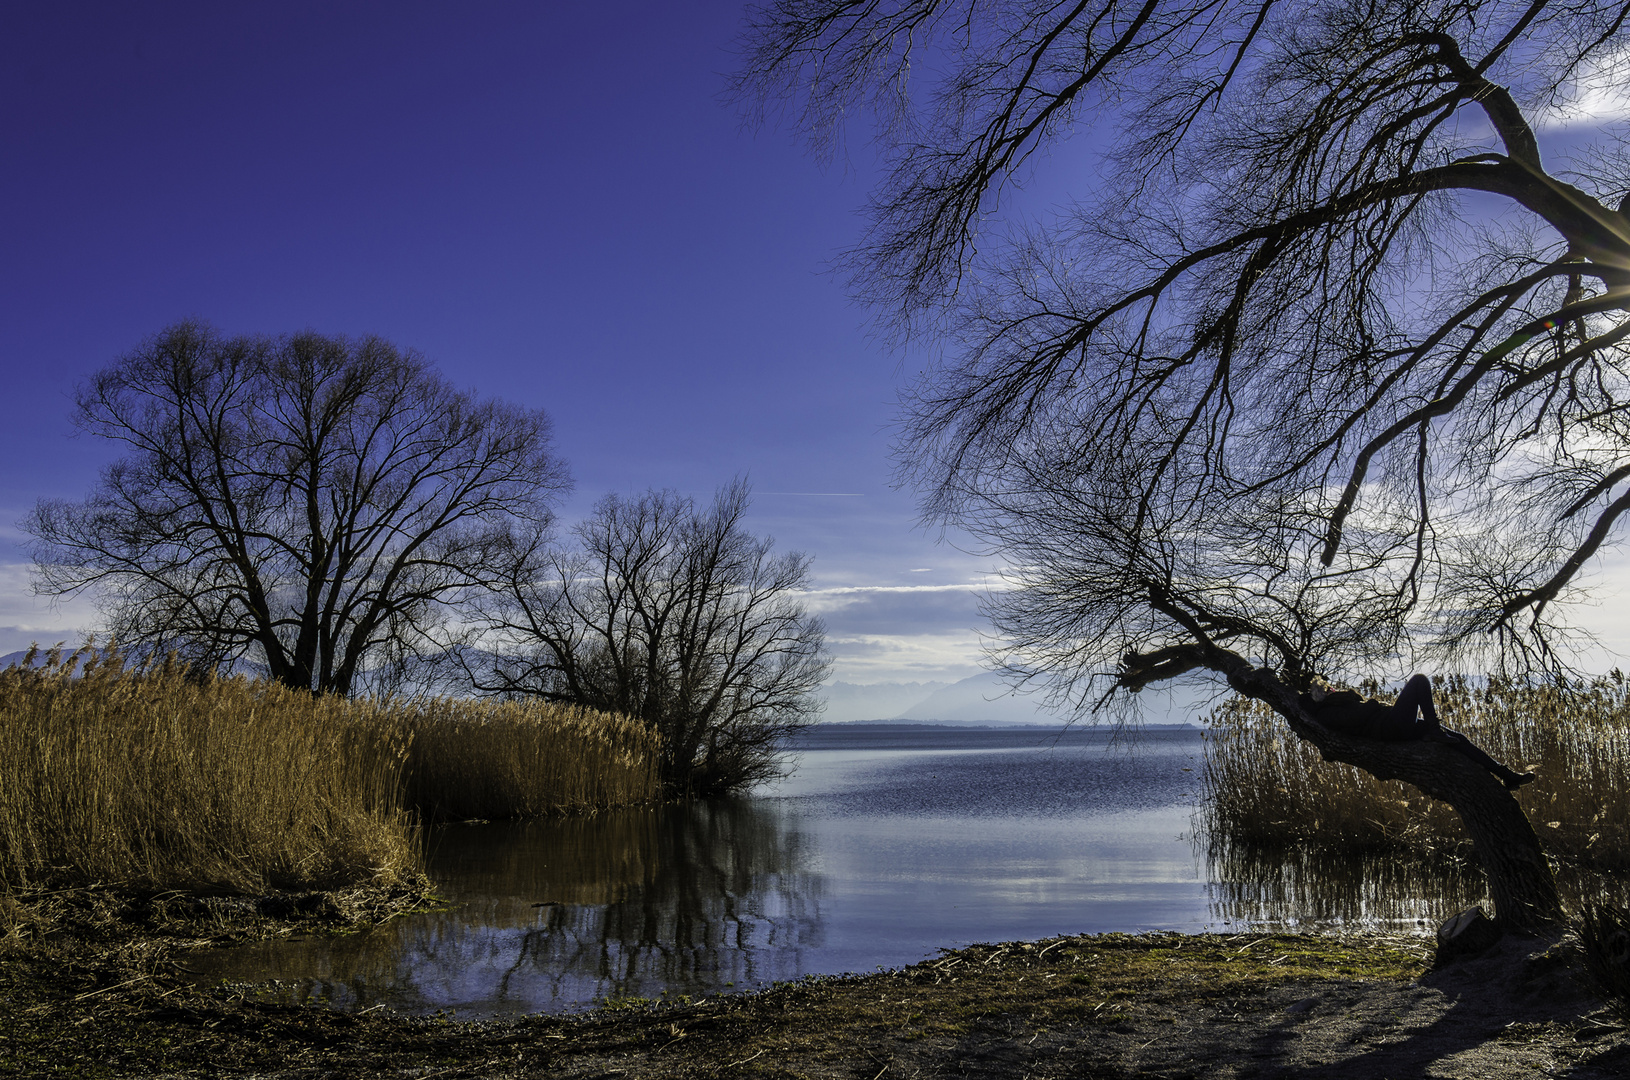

{"left": 3, "top": 888, "right": 1628, "bottom": 1079}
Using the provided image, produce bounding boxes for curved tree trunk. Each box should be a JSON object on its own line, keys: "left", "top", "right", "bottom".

{"left": 1222, "top": 664, "right": 1561, "bottom": 931}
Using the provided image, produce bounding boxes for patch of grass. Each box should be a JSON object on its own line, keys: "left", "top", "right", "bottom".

{"left": 585, "top": 931, "right": 1431, "bottom": 1072}
{"left": 1204, "top": 674, "right": 1630, "bottom": 868}
{"left": 601, "top": 995, "right": 657, "bottom": 1011}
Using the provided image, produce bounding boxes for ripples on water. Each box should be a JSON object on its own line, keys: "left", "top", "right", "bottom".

{"left": 796, "top": 729, "right": 1199, "bottom": 818}
{"left": 187, "top": 724, "right": 1488, "bottom": 1016}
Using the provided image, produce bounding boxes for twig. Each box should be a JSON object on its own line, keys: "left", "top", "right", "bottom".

{"left": 724, "top": 1048, "right": 765, "bottom": 1068}
{"left": 73, "top": 974, "right": 150, "bottom": 1002}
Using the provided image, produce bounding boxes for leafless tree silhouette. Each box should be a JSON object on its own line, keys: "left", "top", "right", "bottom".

{"left": 29, "top": 321, "right": 569, "bottom": 696}
{"left": 465, "top": 479, "right": 828, "bottom": 795}
{"left": 738, "top": 0, "right": 1630, "bottom": 927}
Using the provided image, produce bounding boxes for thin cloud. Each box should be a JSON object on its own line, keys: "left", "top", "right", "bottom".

{"left": 1535, "top": 49, "right": 1630, "bottom": 129}
{"left": 805, "top": 582, "right": 1000, "bottom": 599}
{"left": 823, "top": 630, "right": 988, "bottom": 682}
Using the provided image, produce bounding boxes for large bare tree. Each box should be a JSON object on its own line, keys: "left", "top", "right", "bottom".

{"left": 28, "top": 321, "right": 569, "bottom": 696}
{"left": 465, "top": 479, "right": 829, "bottom": 796}
{"left": 739, "top": 0, "right": 1630, "bottom": 928}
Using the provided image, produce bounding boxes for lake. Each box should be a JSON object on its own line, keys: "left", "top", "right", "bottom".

{"left": 188, "top": 724, "right": 1484, "bottom": 1015}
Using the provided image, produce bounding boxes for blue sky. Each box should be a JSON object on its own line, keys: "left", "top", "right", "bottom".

{"left": 5, "top": 3, "right": 1630, "bottom": 694}
{"left": 0, "top": 0, "right": 1003, "bottom": 685}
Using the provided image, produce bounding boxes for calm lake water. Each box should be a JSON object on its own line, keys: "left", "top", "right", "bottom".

{"left": 189, "top": 725, "right": 1484, "bottom": 1015}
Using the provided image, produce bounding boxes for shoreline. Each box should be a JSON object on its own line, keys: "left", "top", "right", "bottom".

{"left": 3, "top": 893, "right": 1626, "bottom": 1078}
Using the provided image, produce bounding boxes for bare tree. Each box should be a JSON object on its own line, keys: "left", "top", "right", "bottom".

{"left": 28, "top": 321, "right": 570, "bottom": 696}
{"left": 465, "top": 479, "right": 829, "bottom": 796}
{"left": 739, "top": 0, "right": 1630, "bottom": 928}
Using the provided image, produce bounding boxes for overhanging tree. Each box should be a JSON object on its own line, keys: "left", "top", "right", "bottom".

{"left": 464, "top": 479, "right": 829, "bottom": 796}
{"left": 28, "top": 321, "right": 570, "bottom": 695}
{"left": 739, "top": 0, "right": 1630, "bottom": 928}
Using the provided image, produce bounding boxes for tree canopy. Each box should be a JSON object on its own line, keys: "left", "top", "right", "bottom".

{"left": 740, "top": 0, "right": 1630, "bottom": 926}
{"left": 29, "top": 322, "right": 570, "bottom": 695}
{"left": 465, "top": 479, "right": 829, "bottom": 795}
{"left": 740, "top": 0, "right": 1630, "bottom": 691}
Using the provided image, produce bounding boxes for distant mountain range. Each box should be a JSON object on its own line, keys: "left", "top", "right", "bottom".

{"left": 819, "top": 679, "right": 952, "bottom": 724}
{"left": 0, "top": 645, "right": 135, "bottom": 670}
{"left": 819, "top": 670, "right": 1221, "bottom": 726}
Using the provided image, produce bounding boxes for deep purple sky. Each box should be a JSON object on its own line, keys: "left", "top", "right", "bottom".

{"left": 5, "top": 3, "right": 1629, "bottom": 689}
{"left": 0, "top": 0, "right": 996, "bottom": 683}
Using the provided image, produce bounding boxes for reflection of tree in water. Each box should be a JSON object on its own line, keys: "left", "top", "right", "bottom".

{"left": 391, "top": 799, "right": 820, "bottom": 1010}
{"left": 194, "top": 799, "right": 823, "bottom": 1013}
{"left": 509, "top": 798, "right": 825, "bottom": 1003}
{"left": 1206, "top": 838, "right": 1630, "bottom": 931}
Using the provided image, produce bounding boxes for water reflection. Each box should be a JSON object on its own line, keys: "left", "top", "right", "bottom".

{"left": 506, "top": 801, "right": 824, "bottom": 1002}
{"left": 191, "top": 726, "right": 1597, "bottom": 1015}
{"left": 1206, "top": 841, "right": 1486, "bottom": 930}
{"left": 1207, "top": 840, "right": 1630, "bottom": 931}
{"left": 199, "top": 800, "right": 823, "bottom": 1014}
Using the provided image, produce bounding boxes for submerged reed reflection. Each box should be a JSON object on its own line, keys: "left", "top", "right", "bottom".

{"left": 1205, "top": 838, "right": 1630, "bottom": 930}
{"left": 1204, "top": 839, "right": 1485, "bottom": 930}
{"left": 192, "top": 798, "right": 824, "bottom": 1014}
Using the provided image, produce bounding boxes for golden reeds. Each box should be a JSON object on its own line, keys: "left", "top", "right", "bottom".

{"left": 0, "top": 648, "right": 418, "bottom": 895}
{"left": 0, "top": 648, "right": 663, "bottom": 897}
{"left": 399, "top": 698, "right": 661, "bottom": 822}
{"left": 1203, "top": 674, "right": 1630, "bottom": 868}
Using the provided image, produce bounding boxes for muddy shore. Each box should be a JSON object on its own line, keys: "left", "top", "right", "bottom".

{"left": 3, "top": 887, "right": 1627, "bottom": 1078}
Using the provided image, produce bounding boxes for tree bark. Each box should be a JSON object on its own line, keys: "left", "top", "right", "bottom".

{"left": 1222, "top": 663, "right": 1561, "bottom": 931}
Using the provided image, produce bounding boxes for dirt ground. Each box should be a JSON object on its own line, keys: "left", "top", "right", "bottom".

{"left": 2, "top": 889, "right": 1628, "bottom": 1078}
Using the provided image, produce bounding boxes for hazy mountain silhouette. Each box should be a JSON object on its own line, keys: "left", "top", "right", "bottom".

{"left": 822, "top": 670, "right": 1218, "bottom": 727}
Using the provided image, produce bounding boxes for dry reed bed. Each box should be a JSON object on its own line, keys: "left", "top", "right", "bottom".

{"left": 0, "top": 649, "right": 662, "bottom": 901}
{"left": 400, "top": 698, "right": 660, "bottom": 822}
{"left": 1203, "top": 674, "right": 1630, "bottom": 868}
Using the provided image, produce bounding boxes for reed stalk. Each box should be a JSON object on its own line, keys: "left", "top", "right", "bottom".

{"left": 399, "top": 698, "right": 661, "bottom": 821}
{"left": 0, "top": 648, "right": 417, "bottom": 894}
{"left": 1202, "top": 674, "right": 1630, "bottom": 869}
{"left": 0, "top": 648, "right": 663, "bottom": 898}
